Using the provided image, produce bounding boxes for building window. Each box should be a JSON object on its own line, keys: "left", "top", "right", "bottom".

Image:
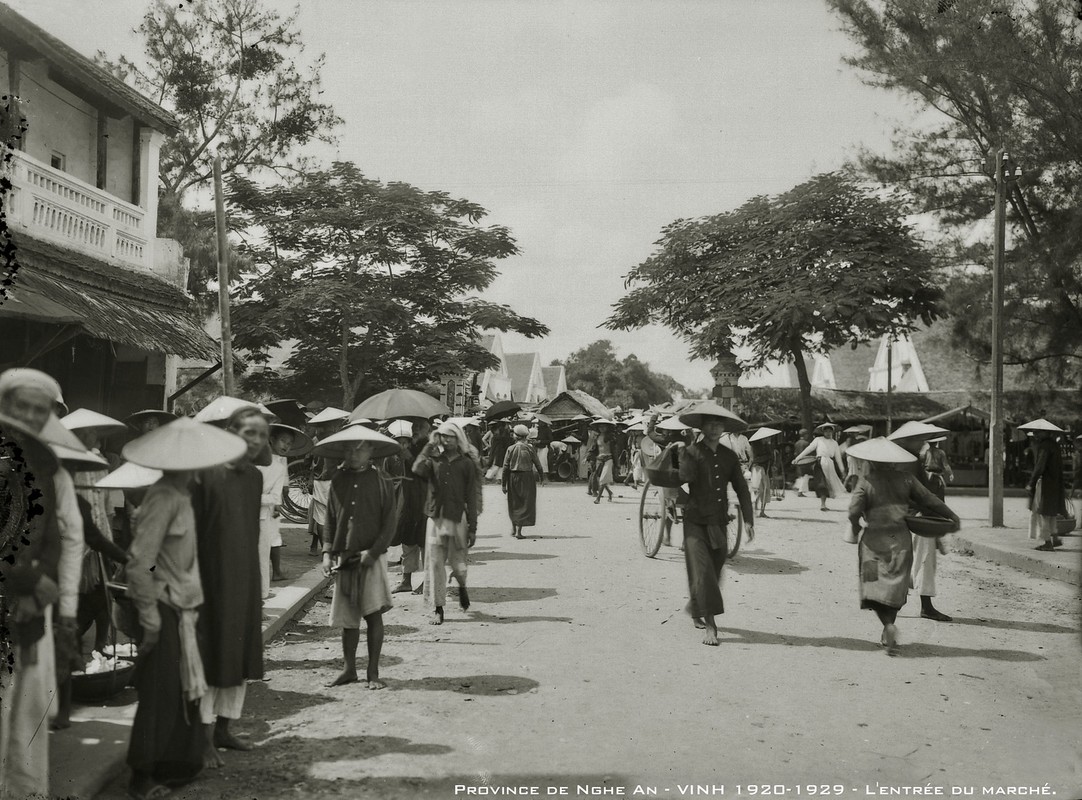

{"left": 50, "top": 151, "right": 66, "bottom": 171}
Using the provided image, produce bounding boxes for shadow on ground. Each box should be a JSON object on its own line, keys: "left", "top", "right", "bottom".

{"left": 468, "top": 549, "right": 558, "bottom": 563}
{"left": 728, "top": 551, "right": 809, "bottom": 575}
{"left": 949, "top": 616, "right": 1080, "bottom": 635}
{"left": 718, "top": 626, "right": 1045, "bottom": 661}
{"left": 468, "top": 587, "right": 558, "bottom": 603}
{"left": 465, "top": 610, "right": 574, "bottom": 625}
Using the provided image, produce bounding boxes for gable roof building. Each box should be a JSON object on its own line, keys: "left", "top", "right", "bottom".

{"left": 505, "top": 351, "right": 546, "bottom": 405}
{"left": 542, "top": 365, "right": 567, "bottom": 400}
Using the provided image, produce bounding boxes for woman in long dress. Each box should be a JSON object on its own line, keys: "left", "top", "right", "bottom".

{"left": 1027, "top": 427, "right": 1066, "bottom": 551}
{"left": 794, "top": 422, "right": 847, "bottom": 511}
{"left": 847, "top": 439, "right": 958, "bottom": 655}
{"left": 502, "top": 424, "right": 545, "bottom": 538}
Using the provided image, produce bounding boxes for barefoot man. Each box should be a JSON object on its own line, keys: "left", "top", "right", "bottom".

{"left": 677, "top": 402, "right": 754, "bottom": 647}
{"left": 321, "top": 435, "right": 398, "bottom": 689}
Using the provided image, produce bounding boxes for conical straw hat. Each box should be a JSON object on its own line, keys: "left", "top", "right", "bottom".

{"left": 40, "top": 414, "right": 89, "bottom": 451}
{"left": 61, "top": 408, "right": 126, "bottom": 433}
{"left": 310, "top": 424, "right": 403, "bottom": 460}
{"left": 562, "top": 435, "right": 581, "bottom": 444}
{"left": 749, "top": 426, "right": 782, "bottom": 443}
{"left": 887, "top": 420, "right": 950, "bottom": 442}
{"left": 193, "top": 396, "right": 265, "bottom": 425}
{"left": 845, "top": 437, "right": 917, "bottom": 464}
{"left": 656, "top": 416, "right": 691, "bottom": 431}
{"left": 51, "top": 444, "right": 108, "bottom": 470}
{"left": 122, "top": 417, "right": 247, "bottom": 470}
{"left": 96, "top": 461, "right": 163, "bottom": 489}
{"left": 0, "top": 412, "right": 58, "bottom": 474}
{"left": 677, "top": 401, "right": 747, "bottom": 432}
{"left": 308, "top": 406, "right": 350, "bottom": 425}
{"left": 124, "top": 409, "right": 178, "bottom": 430}
{"left": 1016, "top": 418, "right": 1065, "bottom": 433}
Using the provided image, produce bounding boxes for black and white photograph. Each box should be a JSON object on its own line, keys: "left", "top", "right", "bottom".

{"left": 0, "top": 1, "right": 1080, "bottom": 798}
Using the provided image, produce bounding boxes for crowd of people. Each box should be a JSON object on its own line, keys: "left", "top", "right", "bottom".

{"left": 1, "top": 369, "right": 1078, "bottom": 798}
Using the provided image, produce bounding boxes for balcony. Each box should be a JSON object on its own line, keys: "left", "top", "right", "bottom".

{"left": 6, "top": 148, "right": 152, "bottom": 273}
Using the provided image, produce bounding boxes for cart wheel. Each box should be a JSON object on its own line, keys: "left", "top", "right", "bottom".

{"left": 279, "top": 459, "right": 312, "bottom": 524}
{"left": 727, "top": 506, "right": 743, "bottom": 559}
{"left": 639, "top": 482, "right": 667, "bottom": 558}
{"left": 557, "top": 460, "right": 573, "bottom": 481}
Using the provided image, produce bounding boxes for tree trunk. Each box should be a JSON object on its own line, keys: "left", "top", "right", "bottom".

{"left": 339, "top": 320, "right": 353, "bottom": 410}
{"left": 790, "top": 345, "right": 814, "bottom": 433}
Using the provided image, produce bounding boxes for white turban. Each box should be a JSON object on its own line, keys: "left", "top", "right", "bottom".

{"left": 0, "top": 368, "right": 63, "bottom": 402}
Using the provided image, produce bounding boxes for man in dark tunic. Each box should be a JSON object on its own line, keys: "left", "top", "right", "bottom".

{"left": 678, "top": 412, "right": 754, "bottom": 647}
{"left": 191, "top": 408, "right": 266, "bottom": 766}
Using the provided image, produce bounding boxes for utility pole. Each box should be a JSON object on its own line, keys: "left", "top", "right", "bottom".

{"left": 989, "top": 148, "right": 1008, "bottom": 527}
{"left": 214, "top": 154, "right": 235, "bottom": 396}
{"left": 885, "top": 335, "right": 893, "bottom": 435}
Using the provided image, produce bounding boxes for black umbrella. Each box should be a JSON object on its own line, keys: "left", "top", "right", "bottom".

{"left": 484, "top": 400, "right": 521, "bottom": 421}
{"left": 264, "top": 399, "right": 309, "bottom": 429}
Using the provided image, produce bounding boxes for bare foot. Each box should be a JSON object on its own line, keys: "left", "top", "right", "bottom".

{"left": 391, "top": 582, "right": 412, "bottom": 594}
{"left": 214, "top": 729, "right": 254, "bottom": 751}
{"left": 459, "top": 586, "right": 470, "bottom": 611}
{"left": 271, "top": 573, "right": 287, "bottom": 582}
{"left": 429, "top": 607, "right": 444, "bottom": 626}
{"left": 367, "top": 679, "right": 387, "bottom": 690}
{"left": 411, "top": 583, "right": 424, "bottom": 595}
{"left": 881, "top": 624, "right": 899, "bottom": 656}
{"left": 702, "top": 628, "right": 720, "bottom": 646}
{"left": 328, "top": 668, "right": 360, "bottom": 687}
{"left": 691, "top": 616, "right": 706, "bottom": 630}
{"left": 204, "top": 745, "right": 225, "bottom": 769}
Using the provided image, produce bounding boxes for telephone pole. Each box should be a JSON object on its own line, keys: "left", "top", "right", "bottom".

{"left": 989, "top": 148, "right": 1008, "bottom": 527}
{"left": 214, "top": 154, "right": 235, "bottom": 396}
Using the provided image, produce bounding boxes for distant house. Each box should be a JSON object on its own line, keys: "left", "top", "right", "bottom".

{"left": 0, "top": 3, "right": 217, "bottom": 414}
{"left": 539, "top": 389, "right": 611, "bottom": 421}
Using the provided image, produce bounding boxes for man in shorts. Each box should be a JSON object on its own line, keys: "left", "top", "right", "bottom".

{"left": 322, "top": 439, "right": 398, "bottom": 688}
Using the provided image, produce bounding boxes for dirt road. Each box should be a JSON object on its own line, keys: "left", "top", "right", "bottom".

{"left": 104, "top": 484, "right": 1082, "bottom": 799}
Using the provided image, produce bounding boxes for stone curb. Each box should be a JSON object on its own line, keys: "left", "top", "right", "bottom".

{"left": 951, "top": 528, "right": 1081, "bottom": 587}
{"left": 50, "top": 560, "right": 331, "bottom": 800}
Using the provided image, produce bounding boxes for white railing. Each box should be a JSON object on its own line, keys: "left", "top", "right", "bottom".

{"left": 6, "top": 148, "right": 150, "bottom": 271}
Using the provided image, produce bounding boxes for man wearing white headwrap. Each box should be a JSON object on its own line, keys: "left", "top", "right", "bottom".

{"left": 0, "top": 367, "right": 83, "bottom": 798}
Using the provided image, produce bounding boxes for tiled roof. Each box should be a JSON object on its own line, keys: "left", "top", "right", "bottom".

{"left": 0, "top": 3, "right": 179, "bottom": 133}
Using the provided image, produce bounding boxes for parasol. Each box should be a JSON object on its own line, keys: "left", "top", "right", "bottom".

{"left": 484, "top": 400, "right": 521, "bottom": 421}
{"left": 352, "top": 389, "right": 450, "bottom": 422}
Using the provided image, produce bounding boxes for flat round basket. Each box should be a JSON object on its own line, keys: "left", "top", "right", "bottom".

{"left": 71, "top": 661, "right": 135, "bottom": 702}
{"left": 792, "top": 454, "right": 817, "bottom": 467}
{"left": 1054, "top": 515, "right": 1077, "bottom": 536}
{"left": 905, "top": 515, "right": 958, "bottom": 538}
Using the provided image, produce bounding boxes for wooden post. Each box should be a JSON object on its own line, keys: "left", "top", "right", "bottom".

{"left": 95, "top": 110, "right": 108, "bottom": 189}
{"left": 214, "top": 155, "right": 235, "bottom": 395}
{"left": 989, "top": 148, "right": 1007, "bottom": 526}
{"left": 885, "top": 335, "right": 893, "bottom": 435}
{"left": 130, "top": 120, "right": 141, "bottom": 205}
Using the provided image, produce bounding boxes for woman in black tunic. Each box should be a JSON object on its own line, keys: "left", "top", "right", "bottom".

{"left": 502, "top": 424, "right": 545, "bottom": 538}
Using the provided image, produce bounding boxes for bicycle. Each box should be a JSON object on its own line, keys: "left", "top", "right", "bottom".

{"left": 637, "top": 480, "right": 743, "bottom": 559}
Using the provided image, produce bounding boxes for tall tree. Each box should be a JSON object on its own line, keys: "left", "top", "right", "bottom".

{"left": 97, "top": 0, "right": 341, "bottom": 294}
{"left": 829, "top": 0, "right": 1082, "bottom": 385}
{"left": 605, "top": 172, "right": 943, "bottom": 431}
{"left": 555, "top": 340, "right": 686, "bottom": 409}
{"left": 229, "top": 162, "right": 548, "bottom": 408}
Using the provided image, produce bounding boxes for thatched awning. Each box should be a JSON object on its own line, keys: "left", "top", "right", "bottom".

{"left": 6, "top": 235, "right": 218, "bottom": 360}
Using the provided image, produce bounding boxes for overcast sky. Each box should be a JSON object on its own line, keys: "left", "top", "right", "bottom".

{"left": 23, "top": 0, "right": 912, "bottom": 392}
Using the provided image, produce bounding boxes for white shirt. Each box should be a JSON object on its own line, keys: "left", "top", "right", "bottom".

{"left": 54, "top": 467, "right": 85, "bottom": 618}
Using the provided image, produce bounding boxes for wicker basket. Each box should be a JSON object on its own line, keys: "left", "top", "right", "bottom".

{"left": 71, "top": 661, "right": 135, "bottom": 702}
{"left": 905, "top": 515, "right": 959, "bottom": 538}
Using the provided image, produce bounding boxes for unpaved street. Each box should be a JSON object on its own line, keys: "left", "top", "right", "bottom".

{"left": 106, "top": 484, "right": 1082, "bottom": 799}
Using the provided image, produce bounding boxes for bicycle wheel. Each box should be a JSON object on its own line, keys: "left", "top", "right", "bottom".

{"left": 279, "top": 459, "right": 312, "bottom": 524}
{"left": 726, "top": 505, "right": 743, "bottom": 559}
{"left": 639, "top": 482, "right": 666, "bottom": 558}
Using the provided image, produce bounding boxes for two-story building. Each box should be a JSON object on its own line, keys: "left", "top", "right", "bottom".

{"left": 0, "top": 3, "right": 216, "bottom": 415}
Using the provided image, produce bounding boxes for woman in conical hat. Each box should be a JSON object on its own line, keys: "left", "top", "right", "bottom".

{"left": 1021, "top": 419, "right": 1067, "bottom": 551}
{"left": 121, "top": 415, "right": 245, "bottom": 796}
{"left": 846, "top": 438, "right": 959, "bottom": 656}
{"left": 793, "top": 422, "right": 847, "bottom": 511}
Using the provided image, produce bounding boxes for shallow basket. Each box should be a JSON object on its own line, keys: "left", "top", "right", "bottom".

{"left": 905, "top": 515, "right": 958, "bottom": 538}
{"left": 1054, "top": 515, "right": 1077, "bottom": 536}
{"left": 792, "top": 454, "right": 817, "bottom": 467}
{"left": 71, "top": 662, "right": 135, "bottom": 702}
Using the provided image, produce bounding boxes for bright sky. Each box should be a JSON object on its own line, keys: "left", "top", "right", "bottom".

{"left": 23, "top": 0, "right": 912, "bottom": 393}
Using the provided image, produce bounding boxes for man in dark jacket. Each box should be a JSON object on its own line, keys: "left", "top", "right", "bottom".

{"left": 678, "top": 412, "right": 754, "bottom": 647}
